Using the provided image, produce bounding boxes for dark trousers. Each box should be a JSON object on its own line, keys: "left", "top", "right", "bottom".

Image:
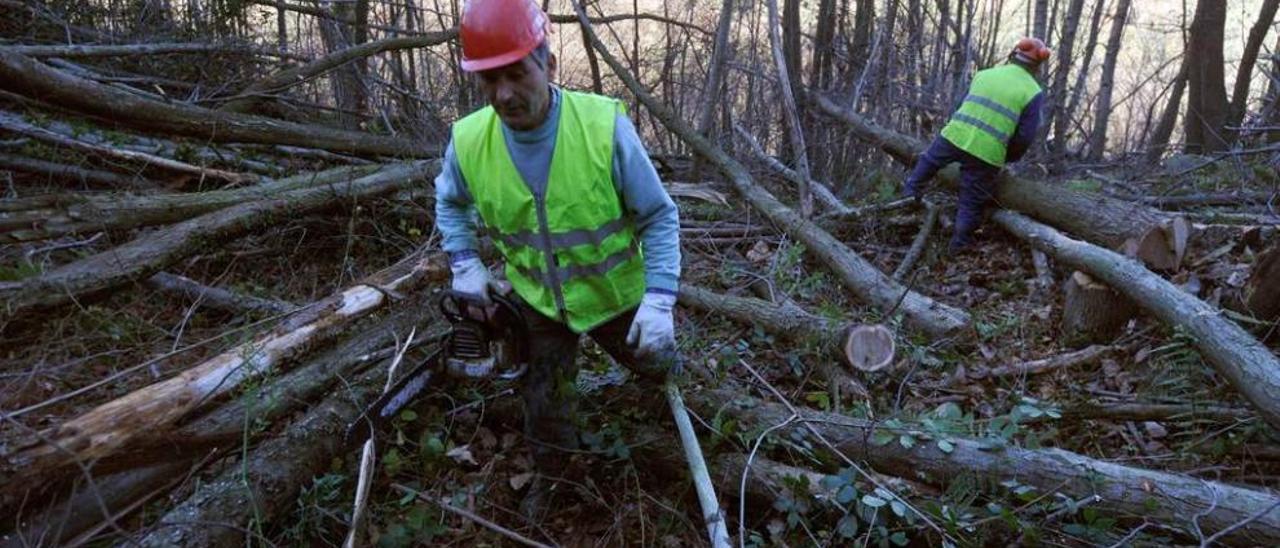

{"left": 904, "top": 136, "right": 1001, "bottom": 251}
{"left": 513, "top": 296, "right": 673, "bottom": 473}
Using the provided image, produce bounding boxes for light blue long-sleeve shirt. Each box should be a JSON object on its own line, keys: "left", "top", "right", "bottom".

{"left": 434, "top": 87, "right": 681, "bottom": 293}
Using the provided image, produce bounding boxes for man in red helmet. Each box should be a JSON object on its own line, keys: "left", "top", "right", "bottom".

{"left": 434, "top": 0, "right": 682, "bottom": 518}
{"left": 903, "top": 37, "right": 1050, "bottom": 253}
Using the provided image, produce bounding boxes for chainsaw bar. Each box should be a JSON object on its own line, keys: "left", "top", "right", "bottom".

{"left": 343, "top": 347, "right": 442, "bottom": 447}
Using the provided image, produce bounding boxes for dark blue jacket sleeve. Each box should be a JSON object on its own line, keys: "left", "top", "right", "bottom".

{"left": 1006, "top": 92, "right": 1043, "bottom": 163}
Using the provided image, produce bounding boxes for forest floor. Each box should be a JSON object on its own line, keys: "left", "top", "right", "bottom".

{"left": 3, "top": 113, "right": 1276, "bottom": 546}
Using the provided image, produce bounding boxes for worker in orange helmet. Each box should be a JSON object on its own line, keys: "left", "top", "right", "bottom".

{"left": 903, "top": 37, "right": 1051, "bottom": 253}
{"left": 434, "top": 0, "right": 683, "bottom": 519}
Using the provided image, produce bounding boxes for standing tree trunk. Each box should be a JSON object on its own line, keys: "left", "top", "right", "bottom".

{"left": 766, "top": 0, "right": 813, "bottom": 217}
{"left": 1227, "top": 0, "right": 1280, "bottom": 139}
{"left": 1086, "top": 0, "right": 1131, "bottom": 161}
{"left": 691, "top": 0, "right": 735, "bottom": 181}
{"left": 1146, "top": 56, "right": 1189, "bottom": 164}
{"left": 1184, "top": 0, "right": 1230, "bottom": 154}
{"left": 811, "top": 0, "right": 838, "bottom": 88}
{"left": 1045, "top": 0, "right": 1084, "bottom": 160}
{"left": 1061, "top": 0, "right": 1108, "bottom": 155}
{"left": 275, "top": 0, "right": 287, "bottom": 53}
{"left": 1032, "top": 0, "right": 1049, "bottom": 40}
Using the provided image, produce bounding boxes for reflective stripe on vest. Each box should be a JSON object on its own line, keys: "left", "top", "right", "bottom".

{"left": 939, "top": 64, "right": 1041, "bottom": 167}
{"left": 452, "top": 89, "right": 646, "bottom": 333}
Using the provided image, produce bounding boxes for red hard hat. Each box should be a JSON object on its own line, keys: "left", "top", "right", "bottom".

{"left": 459, "top": 0, "right": 548, "bottom": 72}
{"left": 1014, "top": 37, "right": 1052, "bottom": 64}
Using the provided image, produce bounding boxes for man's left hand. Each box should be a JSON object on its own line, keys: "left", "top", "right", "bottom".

{"left": 626, "top": 291, "right": 677, "bottom": 362}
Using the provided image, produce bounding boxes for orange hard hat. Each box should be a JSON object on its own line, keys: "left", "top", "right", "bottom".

{"left": 1014, "top": 37, "right": 1052, "bottom": 64}
{"left": 459, "top": 0, "right": 548, "bottom": 72}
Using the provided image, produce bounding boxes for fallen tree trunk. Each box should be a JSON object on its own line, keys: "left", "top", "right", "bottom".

{"left": 807, "top": 93, "right": 1177, "bottom": 252}
{"left": 0, "top": 164, "right": 381, "bottom": 244}
{"left": 992, "top": 210, "right": 1280, "bottom": 431}
{"left": 145, "top": 272, "right": 296, "bottom": 316}
{"left": 733, "top": 124, "right": 850, "bottom": 215}
{"left": 0, "top": 111, "right": 257, "bottom": 185}
{"left": 576, "top": 9, "right": 969, "bottom": 339}
{"left": 1055, "top": 402, "right": 1253, "bottom": 423}
{"left": 0, "top": 151, "right": 149, "bottom": 189}
{"left": 0, "top": 247, "right": 449, "bottom": 513}
{"left": 134, "top": 368, "right": 382, "bottom": 547}
{"left": 2, "top": 295, "right": 447, "bottom": 544}
{"left": 221, "top": 31, "right": 456, "bottom": 113}
{"left": 0, "top": 162, "right": 434, "bottom": 324}
{"left": 692, "top": 389, "right": 1280, "bottom": 546}
{"left": 0, "top": 52, "right": 434, "bottom": 158}
{"left": 0, "top": 42, "right": 304, "bottom": 60}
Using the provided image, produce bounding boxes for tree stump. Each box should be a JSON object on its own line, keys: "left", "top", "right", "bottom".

{"left": 1061, "top": 271, "right": 1136, "bottom": 346}
{"left": 1244, "top": 240, "right": 1280, "bottom": 323}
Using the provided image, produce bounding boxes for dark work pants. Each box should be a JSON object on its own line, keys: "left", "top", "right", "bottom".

{"left": 512, "top": 296, "right": 675, "bottom": 473}
{"left": 903, "top": 136, "right": 1001, "bottom": 251}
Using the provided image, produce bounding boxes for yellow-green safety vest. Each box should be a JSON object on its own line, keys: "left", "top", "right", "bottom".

{"left": 940, "top": 64, "right": 1042, "bottom": 167}
{"left": 453, "top": 89, "right": 645, "bottom": 333}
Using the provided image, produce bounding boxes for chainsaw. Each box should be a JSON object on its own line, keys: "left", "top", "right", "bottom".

{"left": 344, "top": 290, "right": 529, "bottom": 447}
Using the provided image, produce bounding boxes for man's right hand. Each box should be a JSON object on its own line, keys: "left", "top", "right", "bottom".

{"left": 450, "top": 256, "right": 493, "bottom": 305}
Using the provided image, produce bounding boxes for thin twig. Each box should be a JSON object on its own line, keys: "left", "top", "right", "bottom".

{"left": 391, "top": 483, "right": 555, "bottom": 548}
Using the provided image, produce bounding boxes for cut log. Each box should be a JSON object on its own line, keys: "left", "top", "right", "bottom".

{"left": 1242, "top": 239, "right": 1280, "bottom": 322}
{"left": 678, "top": 285, "right": 891, "bottom": 374}
{"left": 0, "top": 164, "right": 382, "bottom": 244}
{"left": 0, "top": 162, "right": 435, "bottom": 325}
{"left": 0, "top": 111, "right": 256, "bottom": 185}
{"left": 0, "top": 247, "right": 449, "bottom": 512}
{"left": 993, "top": 210, "right": 1280, "bottom": 431}
{"left": 576, "top": 10, "right": 969, "bottom": 339}
{"left": 807, "top": 92, "right": 1179, "bottom": 252}
{"left": 0, "top": 52, "right": 434, "bottom": 158}
{"left": 842, "top": 324, "right": 895, "bottom": 372}
{"left": 221, "top": 31, "right": 456, "bottom": 113}
{"left": 1061, "top": 271, "right": 1136, "bottom": 346}
{"left": 145, "top": 272, "right": 296, "bottom": 316}
{"left": 691, "top": 389, "right": 1280, "bottom": 546}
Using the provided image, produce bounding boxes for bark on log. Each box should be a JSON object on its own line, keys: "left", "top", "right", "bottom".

{"left": 134, "top": 369, "right": 382, "bottom": 547}
{"left": 0, "top": 152, "right": 149, "bottom": 190}
{"left": 0, "top": 242, "right": 449, "bottom": 512}
{"left": 575, "top": 9, "right": 969, "bottom": 339}
{"left": 0, "top": 52, "right": 434, "bottom": 158}
{"left": 1061, "top": 271, "right": 1136, "bottom": 346}
{"left": 808, "top": 92, "right": 1178, "bottom": 252}
{"left": 0, "top": 111, "right": 256, "bottom": 185}
{"left": 145, "top": 272, "right": 296, "bottom": 316}
{"left": 691, "top": 389, "right": 1280, "bottom": 546}
{"left": 220, "top": 31, "right": 456, "bottom": 113}
{"left": 1, "top": 295, "right": 447, "bottom": 544}
{"left": 993, "top": 210, "right": 1280, "bottom": 431}
{"left": 0, "top": 164, "right": 381, "bottom": 244}
{"left": 0, "top": 162, "right": 434, "bottom": 325}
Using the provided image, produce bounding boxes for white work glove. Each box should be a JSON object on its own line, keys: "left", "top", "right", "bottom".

{"left": 450, "top": 256, "right": 494, "bottom": 305}
{"left": 626, "top": 291, "right": 677, "bottom": 360}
